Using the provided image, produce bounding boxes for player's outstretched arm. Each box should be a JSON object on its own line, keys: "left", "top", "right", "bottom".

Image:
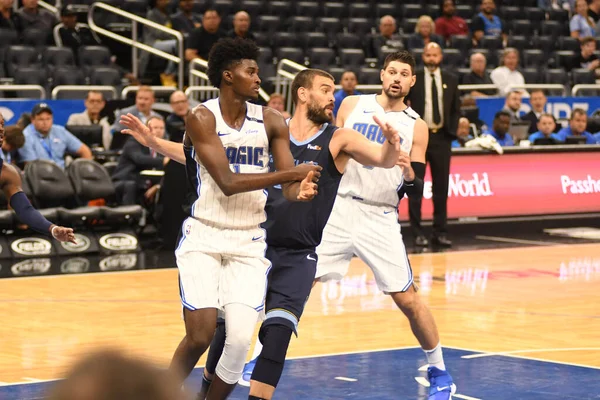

{"left": 397, "top": 118, "right": 428, "bottom": 198}
{"left": 331, "top": 115, "right": 401, "bottom": 169}
{"left": 187, "top": 106, "right": 321, "bottom": 197}
{"left": 1, "top": 164, "right": 76, "bottom": 243}
{"left": 120, "top": 113, "right": 186, "bottom": 164}
{"left": 264, "top": 107, "right": 321, "bottom": 202}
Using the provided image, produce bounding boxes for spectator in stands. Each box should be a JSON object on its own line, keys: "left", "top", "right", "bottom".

{"left": 141, "top": 0, "right": 179, "bottom": 87}
{"left": 19, "top": 103, "right": 92, "bottom": 168}
{"left": 452, "top": 118, "right": 474, "bottom": 148}
{"left": 0, "top": 125, "right": 25, "bottom": 165}
{"left": 170, "top": 0, "right": 201, "bottom": 36}
{"left": 56, "top": 6, "right": 101, "bottom": 56}
{"left": 185, "top": 9, "right": 225, "bottom": 61}
{"left": 67, "top": 90, "right": 112, "bottom": 150}
{"left": 557, "top": 108, "right": 597, "bottom": 143}
{"left": 165, "top": 90, "right": 189, "bottom": 143}
{"left": 17, "top": 0, "right": 58, "bottom": 32}
{"left": 407, "top": 15, "right": 444, "bottom": 50}
{"left": 435, "top": 0, "right": 469, "bottom": 43}
{"left": 485, "top": 111, "right": 514, "bottom": 146}
{"left": 112, "top": 116, "right": 165, "bottom": 205}
{"left": 570, "top": 0, "right": 596, "bottom": 40}
{"left": 112, "top": 86, "right": 161, "bottom": 133}
{"left": 522, "top": 90, "right": 553, "bottom": 134}
{"left": 47, "top": 349, "right": 185, "bottom": 400}
{"left": 333, "top": 71, "right": 360, "bottom": 118}
{"left": 470, "top": 0, "right": 507, "bottom": 46}
{"left": 589, "top": 0, "right": 600, "bottom": 22}
{"left": 369, "top": 15, "right": 405, "bottom": 60}
{"left": 528, "top": 113, "right": 561, "bottom": 143}
{"left": 462, "top": 52, "right": 496, "bottom": 97}
{"left": 501, "top": 90, "right": 523, "bottom": 122}
{"left": 0, "top": 0, "right": 22, "bottom": 31}
{"left": 227, "top": 11, "right": 255, "bottom": 40}
{"left": 570, "top": 37, "right": 600, "bottom": 78}
{"left": 267, "top": 93, "right": 291, "bottom": 119}
{"left": 491, "top": 48, "right": 526, "bottom": 97}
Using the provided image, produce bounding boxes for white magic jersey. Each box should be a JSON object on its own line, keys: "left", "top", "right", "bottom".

{"left": 189, "top": 98, "right": 270, "bottom": 229}
{"left": 337, "top": 94, "right": 418, "bottom": 208}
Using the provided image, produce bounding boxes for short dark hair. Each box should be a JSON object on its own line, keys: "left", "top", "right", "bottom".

{"left": 539, "top": 113, "right": 555, "bottom": 122}
{"left": 86, "top": 90, "right": 105, "bottom": 101}
{"left": 204, "top": 8, "right": 220, "bottom": 16}
{"left": 581, "top": 36, "right": 595, "bottom": 47}
{"left": 571, "top": 108, "right": 587, "bottom": 120}
{"left": 494, "top": 110, "right": 511, "bottom": 120}
{"left": 530, "top": 89, "right": 545, "bottom": 96}
{"left": 291, "top": 69, "right": 335, "bottom": 105}
{"left": 382, "top": 50, "right": 416, "bottom": 74}
{"left": 207, "top": 37, "right": 260, "bottom": 89}
{"left": 340, "top": 70, "right": 357, "bottom": 79}
{"left": 4, "top": 125, "right": 25, "bottom": 149}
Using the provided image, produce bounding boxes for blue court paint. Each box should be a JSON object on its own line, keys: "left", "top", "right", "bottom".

{"left": 2, "top": 348, "right": 599, "bottom": 399}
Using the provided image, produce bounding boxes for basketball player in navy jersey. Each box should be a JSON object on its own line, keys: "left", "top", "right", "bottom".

{"left": 121, "top": 69, "right": 405, "bottom": 400}
{"left": 121, "top": 38, "right": 321, "bottom": 400}
{"left": 0, "top": 114, "right": 76, "bottom": 243}
{"left": 315, "top": 51, "right": 456, "bottom": 399}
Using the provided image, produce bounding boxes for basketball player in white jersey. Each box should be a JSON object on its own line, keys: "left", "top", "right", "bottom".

{"left": 315, "top": 51, "right": 456, "bottom": 399}
{"left": 122, "top": 38, "right": 320, "bottom": 400}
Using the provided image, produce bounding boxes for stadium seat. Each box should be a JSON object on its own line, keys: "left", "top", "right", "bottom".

{"left": 571, "top": 68, "right": 595, "bottom": 85}
{"left": 303, "top": 32, "right": 329, "bottom": 50}
{"left": 252, "top": 32, "right": 270, "bottom": 47}
{"left": 0, "top": 28, "right": 19, "bottom": 47}
{"left": 267, "top": 1, "right": 292, "bottom": 18}
{"left": 275, "top": 47, "right": 305, "bottom": 65}
{"left": 548, "top": 8, "right": 569, "bottom": 23}
{"left": 257, "top": 46, "right": 274, "bottom": 66}
{"left": 533, "top": 35, "right": 556, "bottom": 55}
{"left": 524, "top": 7, "right": 544, "bottom": 23}
{"left": 456, "top": 67, "right": 471, "bottom": 84}
{"left": 272, "top": 32, "right": 301, "bottom": 49}
{"left": 90, "top": 67, "right": 122, "bottom": 86}
{"left": 67, "top": 159, "right": 143, "bottom": 226}
{"left": 449, "top": 35, "right": 472, "bottom": 58}
{"left": 522, "top": 49, "right": 544, "bottom": 68}
{"left": 21, "top": 27, "right": 51, "bottom": 46}
{"left": 347, "top": 18, "right": 373, "bottom": 36}
{"left": 287, "top": 16, "right": 315, "bottom": 33}
{"left": 238, "top": 0, "right": 264, "bottom": 18}
{"left": 349, "top": 3, "right": 372, "bottom": 18}
{"left": 540, "top": 20, "right": 562, "bottom": 39}
{"left": 14, "top": 66, "right": 47, "bottom": 86}
{"left": 499, "top": 6, "right": 521, "bottom": 22}
{"left": 123, "top": 0, "right": 147, "bottom": 17}
{"left": 308, "top": 47, "right": 336, "bottom": 67}
{"left": 479, "top": 36, "right": 503, "bottom": 52}
{"left": 358, "top": 67, "right": 380, "bottom": 84}
{"left": 544, "top": 68, "right": 569, "bottom": 86}
{"left": 43, "top": 47, "right": 76, "bottom": 72}
{"left": 455, "top": 4, "right": 473, "bottom": 19}
{"left": 554, "top": 50, "right": 575, "bottom": 70}
{"left": 336, "top": 33, "right": 362, "bottom": 50}
{"left": 6, "top": 45, "right": 40, "bottom": 76}
{"left": 78, "top": 46, "right": 111, "bottom": 69}
{"left": 254, "top": 15, "right": 281, "bottom": 33}
{"left": 441, "top": 48, "right": 464, "bottom": 69}
{"left": 425, "top": 4, "right": 440, "bottom": 20}
{"left": 375, "top": 3, "right": 396, "bottom": 19}
{"left": 509, "top": 20, "right": 532, "bottom": 36}
{"left": 213, "top": 0, "right": 234, "bottom": 17}
{"left": 317, "top": 17, "right": 342, "bottom": 37}
{"left": 339, "top": 48, "right": 365, "bottom": 67}
{"left": 24, "top": 160, "right": 77, "bottom": 210}
{"left": 323, "top": 2, "right": 346, "bottom": 19}
{"left": 296, "top": 1, "right": 320, "bottom": 16}
{"left": 401, "top": 18, "right": 418, "bottom": 34}
{"left": 402, "top": 4, "right": 423, "bottom": 19}
{"left": 507, "top": 36, "right": 528, "bottom": 53}
{"left": 559, "top": 37, "right": 580, "bottom": 52}
{"left": 0, "top": 209, "right": 15, "bottom": 232}
{"left": 521, "top": 67, "right": 542, "bottom": 84}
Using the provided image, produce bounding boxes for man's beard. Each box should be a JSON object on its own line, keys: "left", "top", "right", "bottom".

{"left": 307, "top": 101, "right": 332, "bottom": 125}
{"left": 383, "top": 84, "right": 408, "bottom": 99}
{"left": 425, "top": 62, "right": 440, "bottom": 70}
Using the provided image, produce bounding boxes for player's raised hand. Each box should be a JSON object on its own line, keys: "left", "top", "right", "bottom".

{"left": 396, "top": 151, "right": 415, "bottom": 181}
{"left": 51, "top": 225, "right": 77, "bottom": 244}
{"left": 119, "top": 113, "right": 154, "bottom": 146}
{"left": 291, "top": 162, "right": 322, "bottom": 182}
{"left": 297, "top": 170, "right": 318, "bottom": 201}
{"left": 373, "top": 115, "right": 401, "bottom": 151}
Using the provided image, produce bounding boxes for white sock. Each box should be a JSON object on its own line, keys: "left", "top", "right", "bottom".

{"left": 250, "top": 338, "right": 263, "bottom": 361}
{"left": 424, "top": 343, "right": 446, "bottom": 370}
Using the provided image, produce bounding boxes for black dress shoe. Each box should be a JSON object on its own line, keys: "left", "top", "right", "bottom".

{"left": 431, "top": 235, "right": 452, "bottom": 247}
{"left": 414, "top": 235, "right": 429, "bottom": 247}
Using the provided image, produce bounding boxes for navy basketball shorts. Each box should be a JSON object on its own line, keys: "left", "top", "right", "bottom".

{"left": 263, "top": 246, "right": 318, "bottom": 334}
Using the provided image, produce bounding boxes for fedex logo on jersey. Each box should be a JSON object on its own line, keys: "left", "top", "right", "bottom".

{"left": 224, "top": 146, "right": 264, "bottom": 167}
{"left": 352, "top": 123, "right": 404, "bottom": 145}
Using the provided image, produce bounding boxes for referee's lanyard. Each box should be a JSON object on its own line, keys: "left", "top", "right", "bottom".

{"left": 39, "top": 136, "right": 53, "bottom": 158}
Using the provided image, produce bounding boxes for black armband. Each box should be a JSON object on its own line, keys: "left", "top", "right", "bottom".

{"left": 397, "top": 161, "right": 426, "bottom": 199}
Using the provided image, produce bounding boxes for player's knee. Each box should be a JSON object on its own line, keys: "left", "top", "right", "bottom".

{"left": 186, "top": 329, "right": 214, "bottom": 352}
{"left": 223, "top": 324, "right": 253, "bottom": 355}
{"left": 391, "top": 288, "right": 420, "bottom": 315}
{"left": 252, "top": 323, "right": 293, "bottom": 388}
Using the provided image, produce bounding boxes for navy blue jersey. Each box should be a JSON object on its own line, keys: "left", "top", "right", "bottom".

{"left": 263, "top": 123, "right": 343, "bottom": 249}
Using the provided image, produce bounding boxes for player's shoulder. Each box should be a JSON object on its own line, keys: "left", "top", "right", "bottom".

{"left": 341, "top": 95, "right": 362, "bottom": 107}
{"left": 262, "top": 105, "right": 286, "bottom": 127}
{"left": 403, "top": 107, "right": 420, "bottom": 120}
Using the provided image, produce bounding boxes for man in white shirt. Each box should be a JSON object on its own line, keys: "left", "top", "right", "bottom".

{"left": 66, "top": 90, "right": 112, "bottom": 149}
{"left": 490, "top": 48, "right": 527, "bottom": 96}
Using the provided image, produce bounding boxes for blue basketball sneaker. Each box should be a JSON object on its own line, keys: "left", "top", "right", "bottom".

{"left": 427, "top": 366, "right": 456, "bottom": 400}
{"left": 237, "top": 358, "right": 257, "bottom": 387}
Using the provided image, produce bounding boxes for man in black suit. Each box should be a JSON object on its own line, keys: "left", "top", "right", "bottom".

{"left": 521, "top": 89, "right": 557, "bottom": 134}
{"left": 405, "top": 43, "right": 461, "bottom": 247}
{"left": 112, "top": 116, "right": 165, "bottom": 205}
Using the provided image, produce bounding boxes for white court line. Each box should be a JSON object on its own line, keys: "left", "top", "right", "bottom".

{"left": 454, "top": 394, "right": 482, "bottom": 400}
{"left": 0, "top": 378, "right": 60, "bottom": 386}
{"left": 474, "top": 235, "right": 563, "bottom": 246}
{"left": 448, "top": 345, "right": 600, "bottom": 371}
{"left": 462, "top": 347, "right": 600, "bottom": 359}
{"left": 334, "top": 376, "right": 357, "bottom": 382}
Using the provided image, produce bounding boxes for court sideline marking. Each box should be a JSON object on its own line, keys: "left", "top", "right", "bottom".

{"left": 474, "top": 235, "right": 564, "bottom": 246}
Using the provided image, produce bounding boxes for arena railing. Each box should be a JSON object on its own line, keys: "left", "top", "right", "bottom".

{"left": 0, "top": 85, "right": 46, "bottom": 99}
{"left": 88, "top": 2, "right": 185, "bottom": 89}
{"left": 184, "top": 85, "right": 270, "bottom": 103}
{"left": 275, "top": 59, "right": 306, "bottom": 111}
{"left": 571, "top": 84, "right": 600, "bottom": 96}
{"left": 457, "top": 84, "right": 500, "bottom": 96}
{"left": 507, "top": 83, "right": 567, "bottom": 96}
{"left": 121, "top": 85, "right": 177, "bottom": 99}
{"left": 52, "top": 85, "right": 118, "bottom": 100}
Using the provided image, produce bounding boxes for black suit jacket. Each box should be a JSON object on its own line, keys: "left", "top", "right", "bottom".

{"left": 521, "top": 110, "right": 539, "bottom": 134}
{"left": 112, "top": 137, "right": 164, "bottom": 184}
{"left": 405, "top": 68, "right": 460, "bottom": 138}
